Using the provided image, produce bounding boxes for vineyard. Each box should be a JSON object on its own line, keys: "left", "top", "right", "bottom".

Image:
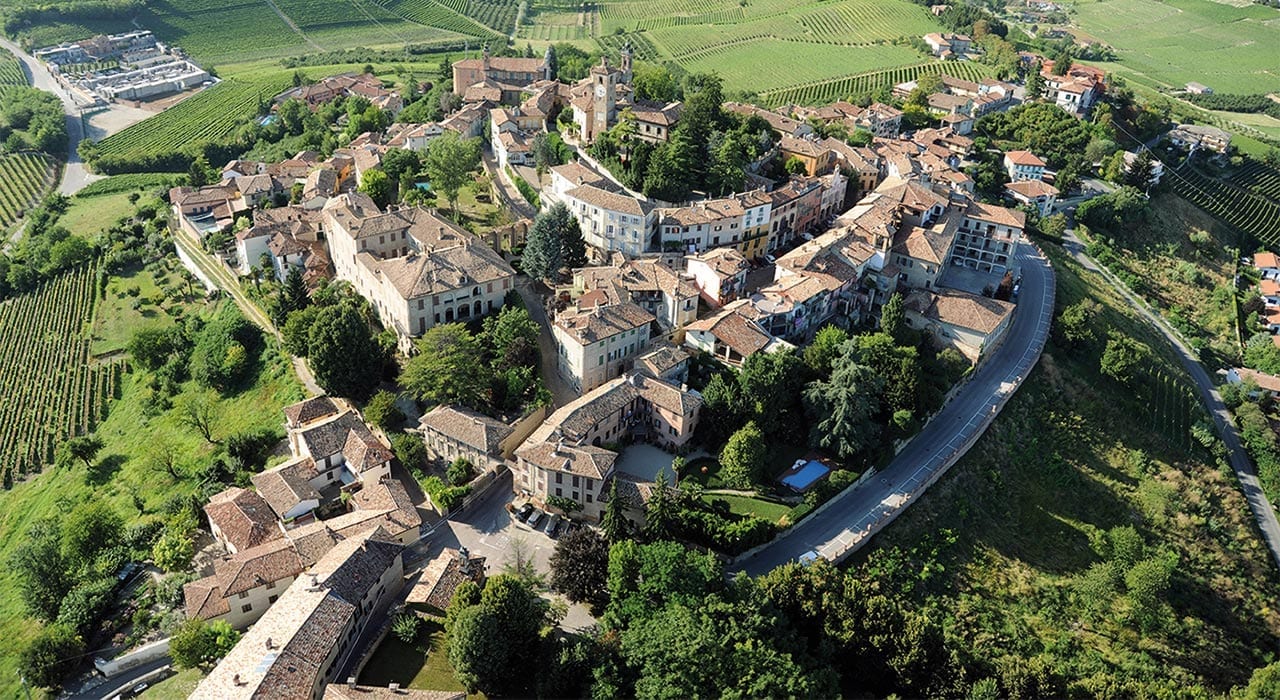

{"left": 271, "top": 0, "right": 469, "bottom": 48}
{"left": 0, "top": 263, "right": 124, "bottom": 488}
{"left": 1223, "top": 161, "right": 1280, "bottom": 203}
{"left": 94, "top": 74, "right": 294, "bottom": 165}
{"left": 1165, "top": 166, "right": 1280, "bottom": 249}
{"left": 375, "top": 0, "right": 500, "bottom": 38}
{"left": 0, "top": 153, "right": 57, "bottom": 231}
{"left": 1140, "top": 369, "right": 1200, "bottom": 453}
{"left": 0, "top": 53, "right": 28, "bottom": 99}
{"left": 760, "top": 61, "right": 994, "bottom": 107}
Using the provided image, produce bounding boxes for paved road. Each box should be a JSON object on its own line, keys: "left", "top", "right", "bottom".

{"left": 1061, "top": 226, "right": 1280, "bottom": 571}
{"left": 0, "top": 36, "right": 103, "bottom": 196}
{"left": 483, "top": 149, "right": 537, "bottom": 221}
{"left": 515, "top": 276, "right": 576, "bottom": 407}
{"left": 733, "top": 243, "right": 1055, "bottom": 575}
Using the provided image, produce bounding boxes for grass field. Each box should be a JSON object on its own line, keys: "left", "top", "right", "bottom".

{"left": 702, "top": 493, "right": 793, "bottom": 523}
{"left": 848, "top": 246, "right": 1280, "bottom": 695}
{"left": 59, "top": 191, "right": 140, "bottom": 239}
{"left": 1069, "top": 0, "right": 1280, "bottom": 95}
{"left": 359, "top": 616, "right": 477, "bottom": 697}
{"left": 138, "top": 667, "right": 204, "bottom": 699}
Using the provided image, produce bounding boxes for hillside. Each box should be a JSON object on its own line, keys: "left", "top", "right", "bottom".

{"left": 849, "top": 246, "right": 1280, "bottom": 695}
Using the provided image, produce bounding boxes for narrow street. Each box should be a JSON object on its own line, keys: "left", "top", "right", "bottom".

{"left": 515, "top": 276, "right": 576, "bottom": 407}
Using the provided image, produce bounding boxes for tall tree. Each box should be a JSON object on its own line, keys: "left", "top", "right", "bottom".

{"left": 522, "top": 202, "right": 584, "bottom": 281}
{"left": 802, "top": 360, "right": 884, "bottom": 460}
{"left": 880, "top": 292, "right": 906, "bottom": 342}
{"left": 447, "top": 575, "right": 550, "bottom": 695}
{"left": 804, "top": 325, "right": 850, "bottom": 377}
{"left": 697, "top": 371, "right": 745, "bottom": 448}
{"left": 10, "top": 518, "right": 70, "bottom": 622}
{"left": 643, "top": 468, "right": 677, "bottom": 541}
{"left": 19, "top": 624, "right": 83, "bottom": 689}
{"left": 601, "top": 478, "right": 630, "bottom": 542}
{"left": 358, "top": 168, "right": 396, "bottom": 208}
{"left": 720, "top": 421, "right": 768, "bottom": 489}
{"left": 1026, "top": 62, "right": 1045, "bottom": 100}
{"left": 62, "top": 500, "right": 123, "bottom": 567}
{"left": 54, "top": 435, "right": 103, "bottom": 470}
{"left": 1100, "top": 331, "right": 1150, "bottom": 386}
{"left": 402, "top": 323, "right": 488, "bottom": 408}
{"left": 549, "top": 527, "right": 610, "bottom": 611}
{"left": 307, "top": 302, "right": 384, "bottom": 401}
{"left": 482, "top": 305, "right": 540, "bottom": 370}
{"left": 423, "top": 130, "right": 481, "bottom": 216}
{"left": 853, "top": 332, "right": 921, "bottom": 416}
{"left": 738, "top": 348, "right": 807, "bottom": 437}
{"left": 278, "top": 264, "right": 309, "bottom": 320}
{"left": 1123, "top": 149, "right": 1156, "bottom": 189}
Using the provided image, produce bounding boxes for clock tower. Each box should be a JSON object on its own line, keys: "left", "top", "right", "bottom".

{"left": 590, "top": 57, "right": 618, "bottom": 141}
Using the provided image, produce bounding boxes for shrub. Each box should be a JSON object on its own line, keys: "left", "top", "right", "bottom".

{"left": 447, "top": 457, "right": 474, "bottom": 486}
{"left": 364, "top": 390, "right": 405, "bottom": 431}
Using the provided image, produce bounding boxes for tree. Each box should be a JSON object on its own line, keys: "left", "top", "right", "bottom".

{"left": 152, "top": 528, "right": 195, "bottom": 572}
{"left": 483, "top": 304, "right": 540, "bottom": 371}
{"left": 392, "top": 612, "right": 422, "bottom": 644}
{"left": 879, "top": 292, "right": 906, "bottom": 342}
{"left": 1123, "top": 149, "right": 1156, "bottom": 188}
{"left": 698, "top": 371, "right": 745, "bottom": 447}
{"left": 1125, "top": 552, "right": 1176, "bottom": 632}
{"left": 363, "top": 390, "right": 404, "bottom": 430}
{"left": 447, "top": 457, "right": 474, "bottom": 486}
{"left": 854, "top": 332, "right": 921, "bottom": 416}
{"left": 391, "top": 432, "right": 429, "bottom": 474}
{"left": 62, "top": 500, "right": 123, "bottom": 567}
{"left": 1056, "top": 299, "right": 1099, "bottom": 348}
{"left": 738, "top": 348, "right": 807, "bottom": 437}
{"left": 804, "top": 325, "right": 850, "bottom": 376}
{"left": 523, "top": 202, "right": 584, "bottom": 281}
{"left": 127, "top": 326, "right": 190, "bottom": 371}
{"left": 604, "top": 539, "right": 724, "bottom": 628}
{"left": 549, "top": 527, "right": 610, "bottom": 610}
{"left": 1242, "top": 662, "right": 1280, "bottom": 700}
{"left": 784, "top": 156, "right": 808, "bottom": 175}
{"left": 447, "top": 575, "right": 550, "bottom": 695}
{"left": 1026, "top": 62, "right": 1045, "bottom": 100}
{"left": 402, "top": 323, "right": 488, "bottom": 408}
{"left": 177, "top": 388, "right": 220, "bottom": 444}
{"left": 644, "top": 468, "right": 677, "bottom": 541}
{"left": 19, "top": 624, "right": 83, "bottom": 689}
{"left": 633, "top": 63, "right": 680, "bottom": 102}
{"left": 187, "top": 153, "right": 212, "bottom": 187}
{"left": 1100, "top": 331, "right": 1150, "bottom": 386}
{"left": 279, "top": 264, "right": 309, "bottom": 317}
{"left": 307, "top": 303, "right": 384, "bottom": 401}
{"left": 423, "top": 130, "right": 481, "bottom": 216}
{"left": 282, "top": 306, "right": 321, "bottom": 356}
{"left": 55, "top": 434, "right": 103, "bottom": 470}
{"left": 601, "top": 478, "right": 630, "bottom": 542}
{"left": 720, "top": 421, "right": 768, "bottom": 489}
{"left": 171, "top": 618, "right": 240, "bottom": 669}
{"left": 803, "top": 360, "right": 884, "bottom": 460}
{"left": 358, "top": 168, "right": 396, "bottom": 208}
{"left": 10, "top": 518, "right": 70, "bottom": 622}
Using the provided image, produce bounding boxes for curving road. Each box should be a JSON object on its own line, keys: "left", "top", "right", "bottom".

{"left": 1062, "top": 226, "right": 1280, "bottom": 571}
{"left": 734, "top": 243, "right": 1056, "bottom": 575}
{"left": 0, "top": 36, "right": 102, "bottom": 196}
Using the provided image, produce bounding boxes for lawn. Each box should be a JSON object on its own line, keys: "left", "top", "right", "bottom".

{"left": 846, "top": 245, "right": 1280, "bottom": 695}
{"left": 702, "top": 493, "right": 792, "bottom": 524}
{"left": 1070, "top": 0, "right": 1280, "bottom": 94}
{"left": 59, "top": 191, "right": 147, "bottom": 239}
{"left": 91, "top": 258, "right": 201, "bottom": 356}
{"left": 359, "top": 616, "right": 479, "bottom": 698}
{"left": 453, "top": 180, "right": 513, "bottom": 235}
{"left": 138, "top": 667, "right": 204, "bottom": 699}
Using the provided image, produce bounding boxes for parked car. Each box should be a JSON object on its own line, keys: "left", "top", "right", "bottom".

{"left": 515, "top": 503, "right": 534, "bottom": 523}
{"left": 764, "top": 254, "right": 777, "bottom": 265}
{"left": 527, "top": 509, "right": 545, "bottom": 529}
{"left": 544, "top": 514, "right": 561, "bottom": 536}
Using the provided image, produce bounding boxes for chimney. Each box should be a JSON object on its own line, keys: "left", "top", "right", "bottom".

{"left": 555, "top": 438, "right": 564, "bottom": 455}
{"left": 347, "top": 677, "right": 358, "bottom": 688}
{"left": 265, "top": 637, "right": 275, "bottom": 649}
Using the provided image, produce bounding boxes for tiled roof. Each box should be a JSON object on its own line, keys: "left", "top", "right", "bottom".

{"left": 893, "top": 224, "right": 953, "bottom": 265}
{"left": 1005, "top": 180, "right": 1059, "bottom": 198}
{"left": 780, "top": 134, "right": 829, "bottom": 159}
{"left": 251, "top": 456, "right": 322, "bottom": 520}
{"left": 407, "top": 549, "right": 486, "bottom": 611}
{"left": 1004, "top": 150, "right": 1045, "bottom": 167}
{"left": 660, "top": 197, "right": 746, "bottom": 227}
{"left": 636, "top": 342, "right": 691, "bottom": 377}
{"left": 629, "top": 99, "right": 683, "bottom": 126}
{"left": 298, "top": 411, "right": 393, "bottom": 471}
{"left": 966, "top": 201, "right": 1027, "bottom": 229}
{"left": 564, "top": 184, "right": 652, "bottom": 216}
{"left": 688, "top": 247, "right": 748, "bottom": 277}
{"left": 551, "top": 161, "right": 610, "bottom": 189}
{"left": 906, "top": 288, "right": 1015, "bottom": 334}
{"left": 1261, "top": 279, "right": 1280, "bottom": 296}
{"left": 284, "top": 396, "right": 341, "bottom": 428}
{"left": 183, "top": 576, "right": 230, "bottom": 619}
{"left": 686, "top": 302, "right": 773, "bottom": 357}
{"left": 554, "top": 302, "right": 654, "bottom": 344}
{"left": 1233, "top": 367, "right": 1280, "bottom": 394}
{"left": 371, "top": 235, "right": 515, "bottom": 300}
{"left": 419, "top": 405, "right": 513, "bottom": 455}
{"left": 454, "top": 56, "right": 545, "bottom": 73}
{"left": 205, "top": 487, "right": 283, "bottom": 552}
{"left": 1253, "top": 252, "right": 1278, "bottom": 270}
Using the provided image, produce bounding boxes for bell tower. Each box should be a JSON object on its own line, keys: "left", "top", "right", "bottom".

{"left": 620, "top": 42, "right": 633, "bottom": 84}
{"left": 591, "top": 58, "right": 617, "bottom": 140}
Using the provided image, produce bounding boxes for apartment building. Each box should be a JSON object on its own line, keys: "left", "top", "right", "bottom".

{"left": 553, "top": 302, "right": 655, "bottom": 393}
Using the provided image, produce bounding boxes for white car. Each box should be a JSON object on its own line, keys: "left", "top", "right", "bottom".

{"left": 765, "top": 254, "right": 777, "bottom": 265}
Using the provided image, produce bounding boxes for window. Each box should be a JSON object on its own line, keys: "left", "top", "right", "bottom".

{"left": 241, "top": 604, "right": 252, "bottom": 613}
{"left": 268, "top": 595, "right": 278, "bottom": 604}
{"left": 417, "top": 299, "right": 424, "bottom": 310}
{"left": 556, "top": 472, "right": 563, "bottom": 484}
{"left": 238, "top": 591, "right": 249, "bottom": 600}
{"left": 556, "top": 487, "right": 562, "bottom": 497}
{"left": 572, "top": 475, "right": 579, "bottom": 487}
{"left": 587, "top": 494, "right": 594, "bottom": 504}
{"left": 572, "top": 491, "right": 579, "bottom": 500}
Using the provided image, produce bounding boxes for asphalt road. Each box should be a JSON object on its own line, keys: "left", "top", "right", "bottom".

{"left": 733, "top": 243, "right": 1055, "bottom": 575}
{"left": 1061, "top": 226, "right": 1280, "bottom": 571}
{"left": 0, "top": 36, "right": 103, "bottom": 196}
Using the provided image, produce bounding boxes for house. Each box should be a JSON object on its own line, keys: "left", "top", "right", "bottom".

{"left": 169, "top": 182, "right": 242, "bottom": 238}
{"left": 419, "top": 404, "right": 519, "bottom": 469}
{"left": 453, "top": 45, "right": 552, "bottom": 104}
{"left": 1223, "top": 367, "right": 1280, "bottom": 398}
{"left": 542, "top": 161, "right": 614, "bottom": 208}
{"left": 490, "top": 106, "right": 541, "bottom": 168}
{"left": 204, "top": 487, "right": 282, "bottom": 555}
{"left": 629, "top": 100, "right": 683, "bottom": 144}
{"left": 1005, "top": 179, "right": 1059, "bottom": 216}
{"left": 1003, "top": 150, "right": 1046, "bottom": 182}
{"left": 1186, "top": 82, "right": 1213, "bottom": 95}
{"left": 723, "top": 102, "right": 813, "bottom": 138}
{"left": 235, "top": 206, "right": 329, "bottom": 282}
{"left": 686, "top": 247, "right": 750, "bottom": 307}
{"left": 684, "top": 300, "right": 792, "bottom": 365}
{"left": 778, "top": 134, "right": 835, "bottom": 177}
{"left": 1039, "top": 61, "right": 1105, "bottom": 115}
{"left": 513, "top": 371, "right": 700, "bottom": 520}
{"left": 904, "top": 288, "right": 1015, "bottom": 359}
{"left": 1253, "top": 252, "right": 1280, "bottom": 281}
{"left": 441, "top": 102, "right": 488, "bottom": 138}
{"left": 284, "top": 396, "right": 395, "bottom": 491}
{"left": 406, "top": 547, "right": 487, "bottom": 614}
{"left": 861, "top": 103, "right": 903, "bottom": 138}
{"left": 767, "top": 177, "right": 825, "bottom": 252}
{"left": 571, "top": 256, "right": 699, "bottom": 332}
{"left": 558, "top": 184, "right": 656, "bottom": 258}
{"left": 1260, "top": 278, "right": 1280, "bottom": 308}
{"left": 635, "top": 342, "right": 692, "bottom": 385}
{"left": 923, "top": 32, "right": 972, "bottom": 57}
{"left": 191, "top": 527, "right": 406, "bottom": 700}
{"left": 553, "top": 301, "right": 655, "bottom": 393}
{"left": 1168, "top": 124, "right": 1231, "bottom": 154}
{"left": 323, "top": 193, "right": 517, "bottom": 350}
{"left": 385, "top": 122, "right": 445, "bottom": 151}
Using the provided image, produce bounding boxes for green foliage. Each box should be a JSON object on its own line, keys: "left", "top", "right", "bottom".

{"left": 1242, "top": 662, "right": 1280, "bottom": 700}
{"left": 402, "top": 323, "right": 488, "bottom": 409}
{"left": 880, "top": 292, "right": 906, "bottom": 342}
{"left": 358, "top": 168, "right": 396, "bottom": 208}
{"left": 601, "top": 478, "right": 630, "bottom": 543}
{"left": 0, "top": 87, "right": 68, "bottom": 155}
{"left": 127, "top": 325, "right": 191, "bottom": 372}
{"left": 1077, "top": 186, "right": 1151, "bottom": 238}
{"left": 390, "top": 432, "right": 429, "bottom": 473}
{"left": 55, "top": 434, "right": 103, "bottom": 470}
{"left": 281, "top": 306, "right": 321, "bottom": 357}
{"left": 446, "top": 457, "right": 474, "bottom": 486}
{"left": 696, "top": 370, "right": 746, "bottom": 448}
{"left": 804, "top": 324, "right": 850, "bottom": 376}
{"left": 605, "top": 539, "right": 723, "bottom": 629}
{"left": 54, "top": 576, "right": 116, "bottom": 634}
{"left": 18, "top": 624, "right": 83, "bottom": 689}
{"left": 152, "top": 528, "right": 195, "bottom": 573}
{"left": 522, "top": 202, "right": 585, "bottom": 281}
{"left": 720, "top": 421, "right": 768, "bottom": 488}
{"left": 1056, "top": 299, "right": 1100, "bottom": 349}
{"left": 423, "top": 130, "right": 482, "bottom": 215}
{"left": 1099, "top": 331, "right": 1151, "bottom": 386}
{"left": 10, "top": 518, "right": 71, "bottom": 622}
{"left": 307, "top": 303, "right": 383, "bottom": 401}
{"left": 62, "top": 500, "right": 123, "bottom": 567}
{"left": 392, "top": 612, "right": 422, "bottom": 644}
{"left": 422, "top": 475, "right": 472, "bottom": 512}
{"left": 190, "top": 305, "right": 261, "bottom": 392}
{"left": 364, "top": 390, "right": 404, "bottom": 431}
{"left": 643, "top": 468, "right": 677, "bottom": 541}
{"left": 549, "top": 527, "right": 610, "bottom": 610}
{"left": 447, "top": 575, "right": 549, "bottom": 695}
{"left": 738, "top": 348, "right": 807, "bottom": 438}
{"left": 980, "top": 103, "right": 1091, "bottom": 169}
{"left": 803, "top": 356, "right": 884, "bottom": 461}
{"left": 170, "top": 618, "right": 241, "bottom": 669}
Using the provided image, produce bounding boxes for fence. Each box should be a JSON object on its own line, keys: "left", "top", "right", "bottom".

{"left": 93, "top": 637, "right": 170, "bottom": 677}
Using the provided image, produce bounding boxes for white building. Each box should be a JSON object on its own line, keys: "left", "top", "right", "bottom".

{"left": 553, "top": 301, "right": 654, "bottom": 393}
{"left": 559, "top": 184, "right": 657, "bottom": 258}
{"left": 1003, "top": 150, "right": 1046, "bottom": 182}
{"left": 1005, "top": 179, "right": 1059, "bottom": 216}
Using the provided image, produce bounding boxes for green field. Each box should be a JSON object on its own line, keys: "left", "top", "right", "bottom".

{"left": 0, "top": 49, "right": 28, "bottom": 100}
{"left": 1070, "top": 0, "right": 1280, "bottom": 95}
{"left": 1164, "top": 165, "right": 1280, "bottom": 250}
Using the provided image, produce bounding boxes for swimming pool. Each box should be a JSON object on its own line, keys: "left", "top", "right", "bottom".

{"left": 779, "top": 460, "right": 830, "bottom": 491}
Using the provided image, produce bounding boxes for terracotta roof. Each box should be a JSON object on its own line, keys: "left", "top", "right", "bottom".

{"left": 894, "top": 225, "right": 952, "bottom": 265}
{"left": 688, "top": 247, "right": 748, "bottom": 277}
{"left": 205, "top": 487, "right": 283, "bottom": 552}
{"left": 1254, "top": 252, "right": 1279, "bottom": 269}
{"left": 517, "top": 440, "right": 618, "bottom": 478}
{"left": 1261, "top": 279, "right": 1280, "bottom": 296}
{"left": 660, "top": 197, "right": 746, "bottom": 227}
{"left": 1233, "top": 367, "right": 1280, "bottom": 394}
{"left": 629, "top": 99, "right": 683, "bottom": 126}
{"left": 406, "top": 548, "right": 486, "bottom": 611}
{"left": 551, "top": 161, "right": 610, "bottom": 189}
{"left": 906, "top": 288, "right": 1014, "bottom": 334}
{"left": 350, "top": 478, "right": 422, "bottom": 534}
{"left": 1004, "top": 150, "right": 1046, "bottom": 167}
{"left": 284, "top": 396, "right": 341, "bottom": 427}
{"left": 966, "top": 201, "right": 1027, "bottom": 229}
{"left": 564, "top": 184, "right": 652, "bottom": 216}
{"left": 636, "top": 342, "right": 691, "bottom": 377}
{"left": 183, "top": 576, "right": 229, "bottom": 619}
{"left": 454, "top": 56, "right": 545, "bottom": 73}
{"left": 251, "top": 456, "right": 322, "bottom": 520}
{"left": 686, "top": 302, "right": 773, "bottom": 357}
{"left": 1005, "top": 180, "right": 1059, "bottom": 198}
{"left": 419, "top": 404, "right": 513, "bottom": 456}
{"left": 780, "top": 134, "right": 830, "bottom": 159}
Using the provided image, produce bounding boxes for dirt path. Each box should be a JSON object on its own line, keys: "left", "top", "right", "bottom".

{"left": 262, "top": 0, "right": 325, "bottom": 52}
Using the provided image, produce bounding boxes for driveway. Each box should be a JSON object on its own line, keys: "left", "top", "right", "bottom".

{"left": 1060, "top": 226, "right": 1280, "bottom": 571}
{"left": 516, "top": 276, "right": 576, "bottom": 407}
{"left": 614, "top": 443, "right": 677, "bottom": 482}
{"left": 732, "top": 242, "right": 1056, "bottom": 574}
